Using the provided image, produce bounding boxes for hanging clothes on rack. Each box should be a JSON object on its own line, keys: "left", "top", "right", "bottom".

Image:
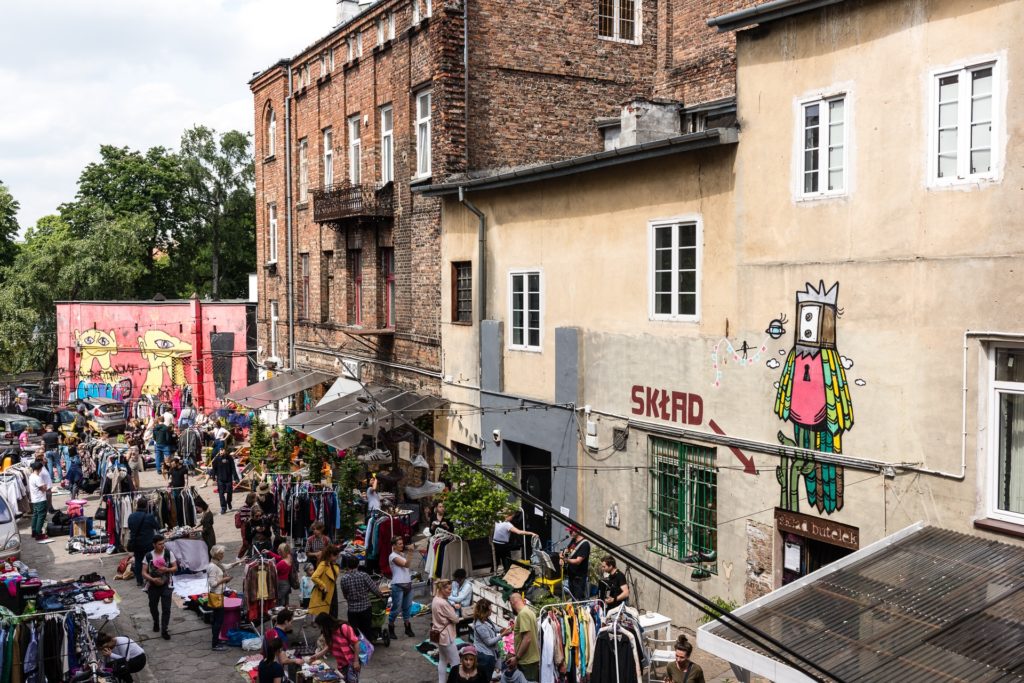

{"left": 242, "top": 556, "right": 278, "bottom": 621}
{"left": 425, "top": 530, "right": 470, "bottom": 580}
{"left": 588, "top": 604, "right": 648, "bottom": 683}
{"left": 537, "top": 600, "right": 606, "bottom": 683}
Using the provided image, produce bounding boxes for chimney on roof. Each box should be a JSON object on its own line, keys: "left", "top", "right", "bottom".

{"left": 618, "top": 98, "right": 682, "bottom": 147}
{"left": 337, "top": 0, "right": 376, "bottom": 25}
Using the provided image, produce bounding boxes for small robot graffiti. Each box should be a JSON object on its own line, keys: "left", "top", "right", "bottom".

{"left": 765, "top": 314, "right": 788, "bottom": 339}
{"left": 75, "top": 328, "right": 119, "bottom": 383}
{"left": 138, "top": 330, "right": 193, "bottom": 395}
{"left": 710, "top": 337, "right": 769, "bottom": 387}
{"left": 774, "top": 281, "right": 854, "bottom": 515}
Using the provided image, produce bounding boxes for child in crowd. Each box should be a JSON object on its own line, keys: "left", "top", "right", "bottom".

{"left": 299, "top": 564, "right": 315, "bottom": 609}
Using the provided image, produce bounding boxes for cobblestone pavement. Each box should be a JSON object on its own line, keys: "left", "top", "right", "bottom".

{"left": 20, "top": 468, "right": 436, "bottom": 683}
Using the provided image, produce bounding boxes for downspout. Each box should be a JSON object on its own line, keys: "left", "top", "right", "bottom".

{"left": 285, "top": 65, "right": 296, "bottom": 370}
{"left": 463, "top": 0, "right": 470, "bottom": 170}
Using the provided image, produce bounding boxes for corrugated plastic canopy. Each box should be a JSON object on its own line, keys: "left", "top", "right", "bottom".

{"left": 699, "top": 524, "right": 1024, "bottom": 683}
{"left": 282, "top": 384, "right": 444, "bottom": 451}
{"left": 223, "top": 370, "right": 335, "bottom": 409}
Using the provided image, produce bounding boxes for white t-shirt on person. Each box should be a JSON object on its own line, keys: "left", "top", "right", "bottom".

{"left": 109, "top": 636, "right": 144, "bottom": 660}
{"left": 28, "top": 470, "right": 51, "bottom": 504}
{"left": 493, "top": 520, "right": 513, "bottom": 544}
{"left": 389, "top": 551, "right": 411, "bottom": 583}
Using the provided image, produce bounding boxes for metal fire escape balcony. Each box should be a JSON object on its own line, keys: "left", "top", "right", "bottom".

{"left": 312, "top": 182, "right": 394, "bottom": 225}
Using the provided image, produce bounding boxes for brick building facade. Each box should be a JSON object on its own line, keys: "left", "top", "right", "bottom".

{"left": 250, "top": 0, "right": 745, "bottom": 392}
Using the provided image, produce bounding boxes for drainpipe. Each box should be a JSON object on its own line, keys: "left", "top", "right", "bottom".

{"left": 463, "top": 0, "right": 470, "bottom": 170}
{"left": 285, "top": 65, "right": 296, "bottom": 370}
{"left": 458, "top": 187, "right": 486, "bottom": 324}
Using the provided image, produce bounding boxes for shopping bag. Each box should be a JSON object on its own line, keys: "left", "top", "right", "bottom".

{"left": 358, "top": 633, "right": 375, "bottom": 665}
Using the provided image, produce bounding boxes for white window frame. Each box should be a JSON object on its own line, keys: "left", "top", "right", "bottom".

{"left": 508, "top": 269, "right": 543, "bottom": 352}
{"left": 598, "top": 0, "right": 641, "bottom": 44}
{"left": 425, "top": 0, "right": 432, "bottom": 17}
{"left": 269, "top": 301, "right": 279, "bottom": 359}
{"left": 380, "top": 106, "right": 394, "bottom": 184}
{"left": 414, "top": 90, "right": 432, "bottom": 177}
{"left": 928, "top": 56, "right": 1003, "bottom": 187}
{"left": 377, "top": 18, "right": 384, "bottom": 45}
{"left": 329, "top": 47, "right": 335, "bottom": 71}
{"left": 319, "top": 53, "right": 326, "bottom": 77}
{"left": 356, "top": 31, "right": 363, "bottom": 57}
{"left": 298, "top": 138, "right": 309, "bottom": 202}
{"left": 388, "top": 11, "right": 396, "bottom": 39}
{"left": 347, "top": 37, "right": 354, "bottom": 62}
{"left": 266, "top": 107, "right": 276, "bottom": 158}
{"left": 348, "top": 115, "right": 361, "bottom": 185}
{"left": 323, "top": 128, "right": 334, "bottom": 188}
{"left": 412, "top": 0, "right": 420, "bottom": 25}
{"left": 797, "top": 93, "right": 848, "bottom": 199}
{"left": 303, "top": 64, "right": 311, "bottom": 87}
{"left": 267, "top": 203, "right": 278, "bottom": 264}
{"left": 648, "top": 216, "right": 702, "bottom": 322}
{"left": 987, "top": 344, "right": 1024, "bottom": 525}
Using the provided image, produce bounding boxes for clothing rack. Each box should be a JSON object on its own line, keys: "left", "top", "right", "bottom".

{"left": 426, "top": 528, "right": 468, "bottom": 581}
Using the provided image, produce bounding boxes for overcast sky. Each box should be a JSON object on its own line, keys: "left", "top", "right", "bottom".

{"left": 0, "top": 0, "right": 337, "bottom": 233}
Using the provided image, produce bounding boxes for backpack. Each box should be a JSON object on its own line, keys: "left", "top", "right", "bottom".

{"left": 234, "top": 510, "right": 244, "bottom": 529}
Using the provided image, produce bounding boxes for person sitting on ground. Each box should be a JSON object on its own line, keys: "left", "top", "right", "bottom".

{"left": 498, "top": 657, "right": 529, "bottom": 683}
{"left": 664, "top": 635, "right": 705, "bottom": 683}
{"left": 447, "top": 645, "right": 488, "bottom": 683}
{"left": 258, "top": 637, "right": 286, "bottom": 683}
{"left": 97, "top": 632, "right": 147, "bottom": 683}
{"left": 264, "top": 609, "right": 304, "bottom": 668}
{"left": 449, "top": 568, "right": 473, "bottom": 616}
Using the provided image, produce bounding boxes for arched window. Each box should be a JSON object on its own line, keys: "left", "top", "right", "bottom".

{"left": 266, "top": 106, "right": 276, "bottom": 157}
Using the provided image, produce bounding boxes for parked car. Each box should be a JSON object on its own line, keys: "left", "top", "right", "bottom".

{"left": 0, "top": 414, "right": 43, "bottom": 465}
{"left": 0, "top": 496, "right": 20, "bottom": 561}
{"left": 76, "top": 398, "right": 127, "bottom": 435}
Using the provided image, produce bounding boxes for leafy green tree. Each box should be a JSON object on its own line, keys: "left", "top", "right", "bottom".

{"left": 0, "top": 181, "right": 20, "bottom": 270}
{"left": 439, "top": 461, "right": 517, "bottom": 540}
{"left": 179, "top": 126, "right": 255, "bottom": 299}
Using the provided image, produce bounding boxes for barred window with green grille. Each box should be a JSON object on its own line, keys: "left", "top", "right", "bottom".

{"left": 648, "top": 437, "right": 717, "bottom": 572}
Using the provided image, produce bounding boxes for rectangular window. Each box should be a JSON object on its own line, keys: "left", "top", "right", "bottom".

{"left": 425, "top": 0, "right": 432, "bottom": 17}
{"left": 990, "top": 347, "right": 1024, "bottom": 523}
{"left": 323, "top": 129, "right": 333, "bottom": 188}
{"left": 267, "top": 203, "right": 278, "bottom": 263}
{"left": 508, "top": 270, "right": 541, "bottom": 351}
{"left": 356, "top": 31, "right": 363, "bottom": 57}
{"left": 381, "top": 248, "right": 396, "bottom": 328}
{"left": 650, "top": 219, "right": 700, "bottom": 320}
{"left": 415, "top": 90, "right": 432, "bottom": 177}
{"left": 388, "top": 11, "right": 396, "bottom": 39}
{"left": 412, "top": 0, "right": 420, "bottom": 25}
{"left": 347, "top": 249, "right": 362, "bottom": 325}
{"left": 452, "top": 262, "right": 472, "bottom": 324}
{"left": 648, "top": 437, "right": 717, "bottom": 571}
{"left": 269, "top": 301, "right": 279, "bottom": 358}
{"left": 320, "top": 252, "right": 333, "bottom": 323}
{"left": 319, "top": 53, "right": 326, "bottom": 77}
{"left": 380, "top": 106, "right": 394, "bottom": 184}
{"left": 348, "top": 116, "right": 361, "bottom": 185}
{"left": 377, "top": 18, "right": 384, "bottom": 44}
{"left": 298, "top": 138, "right": 309, "bottom": 202}
{"left": 347, "top": 37, "right": 354, "bottom": 62}
{"left": 933, "top": 61, "right": 998, "bottom": 183}
{"left": 299, "top": 254, "right": 310, "bottom": 320}
{"left": 801, "top": 95, "right": 846, "bottom": 196}
{"left": 598, "top": 0, "right": 638, "bottom": 42}
{"left": 329, "top": 47, "right": 335, "bottom": 71}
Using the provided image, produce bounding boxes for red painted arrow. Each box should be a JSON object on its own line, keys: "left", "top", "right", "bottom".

{"left": 708, "top": 419, "right": 756, "bottom": 474}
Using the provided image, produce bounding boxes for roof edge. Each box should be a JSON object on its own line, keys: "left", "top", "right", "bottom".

{"left": 707, "top": 0, "right": 846, "bottom": 32}
{"left": 417, "top": 128, "right": 739, "bottom": 197}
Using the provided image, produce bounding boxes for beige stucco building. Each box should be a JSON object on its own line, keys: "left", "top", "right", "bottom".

{"left": 422, "top": 0, "right": 1024, "bottom": 630}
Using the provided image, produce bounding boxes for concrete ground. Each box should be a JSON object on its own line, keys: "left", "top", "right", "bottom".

{"left": 20, "top": 467, "right": 759, "bottom": 683}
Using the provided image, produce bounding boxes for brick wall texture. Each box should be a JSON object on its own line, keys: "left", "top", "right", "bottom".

{"left": 251, "top": 0, "right": 747, "bottom": 391}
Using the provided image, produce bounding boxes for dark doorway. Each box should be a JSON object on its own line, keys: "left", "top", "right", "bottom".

{"left": 515, "top": 443, "right": 552, "bottom": 544}
{"left": 781, "top": 532, "right": 854, "bottom": 585}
